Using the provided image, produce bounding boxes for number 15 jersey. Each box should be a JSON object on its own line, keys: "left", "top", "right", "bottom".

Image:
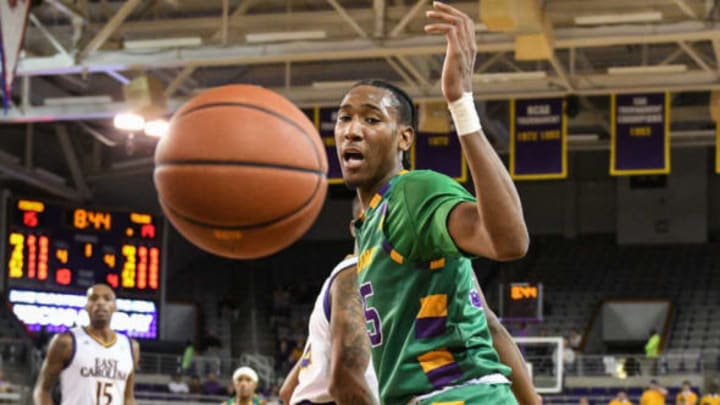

{"left": 60, "top": 326, "right": 135, "bottom": 405}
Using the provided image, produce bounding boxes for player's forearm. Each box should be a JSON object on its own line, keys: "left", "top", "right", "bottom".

{"left": 329, "top": 320, "right": 375, "bottom": 405}
{"left": 32, "top": 388, "right": 54, "bottom": 405}
{"left": 460, "top": 131, "right": 528, "bottom": 260}
{"left": 328, "top": 368, "right": 375, "bottom": 405}
{"left": 489, "top": 320, "right": 540, "bottom": 405}
{"left": 329, "top": 269, "right": 375, "bottom": 405}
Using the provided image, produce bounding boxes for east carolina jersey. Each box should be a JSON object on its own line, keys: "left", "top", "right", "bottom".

{"left": 60, "top": 327, "right": 135, "bottom": 405}
{"left": 290, "top": 256, "right": 379, "bottom": 405}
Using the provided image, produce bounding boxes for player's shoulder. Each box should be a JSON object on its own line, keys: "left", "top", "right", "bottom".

{"left": 46, "top": 331, "right": 75, "bottom": 359}
{"left": 393, "top": 170, "right": 461, "bottom": 193}
{"left": 395, "top": 169, "right": 452, "bottom": 185}
{"left": 391, "top": 170, "right": 467, "bottom": 202}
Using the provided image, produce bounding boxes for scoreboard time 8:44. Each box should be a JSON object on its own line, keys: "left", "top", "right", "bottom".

{"left": 5, "top": 198, "right": 162, "bottom": 298}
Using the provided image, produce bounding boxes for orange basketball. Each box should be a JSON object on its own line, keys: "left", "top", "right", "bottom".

{"left": 153, "top": 84, "right": 328, "bottom": 259}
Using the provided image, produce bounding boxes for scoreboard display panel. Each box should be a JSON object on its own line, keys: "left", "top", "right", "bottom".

{"left": 3, "top": 197, "right": 163, "bottom": 339}
{"left": 498, "top": 282, "right": 543, "bottom": 322}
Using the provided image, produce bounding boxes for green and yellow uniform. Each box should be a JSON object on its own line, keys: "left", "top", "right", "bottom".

{"left": 222, "top": 394, "right": 264, "bottom": 405}
{"left": 354, "top": 170, "right": 514, "bottom": 405}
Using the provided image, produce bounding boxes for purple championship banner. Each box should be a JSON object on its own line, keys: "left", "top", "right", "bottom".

{"left": 316, "top": 107, "right": 344, "bottom": 184}
{"left": 509, "top": 98, "right": 567, "bottom": 180}
{"left": 412, "top": 132, "right": 467, "bottom": 182}
{"left": 611, "top": 93, "right": 670, "bottom": 175}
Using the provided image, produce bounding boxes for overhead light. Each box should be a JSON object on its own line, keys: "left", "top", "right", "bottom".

{"left": 473, "top": 71, "right": 547, "bottom": 83}
{"left": 246, "top": 30, "right": 327, "bottom": 44}
{"left": 607, "top": 64, "right": 687, "bottom": 75}
{"left": 124, "top": 37, "right": 203, "bottom": 50}
{"left": 574, "top": 11, "right": 663, "bottom": 25}
{"left": 311, "top": 80, "right": 360, "bottom": 89}
{"left": 144, "top": 119, "right": 169, "bottom": 138}
{"left": 44, "top": 96, "right": 113, "bottom": 106}
{"left": 113, "top": 112, "right": 145, "bottom": 131}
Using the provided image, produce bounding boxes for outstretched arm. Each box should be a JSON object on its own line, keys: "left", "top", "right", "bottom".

{"left": 328, "top": 267, "right": 375, "bottom": 405}
{"left": 425, "top": 1, "right": 528, "bottom": 261}
{"left": 33, "top": 333, "right": 73, "bottom": 405}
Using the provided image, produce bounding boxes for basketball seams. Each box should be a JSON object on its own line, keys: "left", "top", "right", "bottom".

{"left": 157, "top": 169, "right": 324, "bottom": 230}
{"left": 172, "top": 102, "right": 324, "bottom": 170}
{"left": 155, "top": 160, "right": 327, "bottom": 176}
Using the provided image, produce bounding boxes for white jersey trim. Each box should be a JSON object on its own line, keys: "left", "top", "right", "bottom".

{"left": 405, "top": 373, "right": 510, "bottom": 405}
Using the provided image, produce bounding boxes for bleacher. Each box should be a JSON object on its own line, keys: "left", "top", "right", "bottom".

{"left": 497, "top": 236, "right": 720, "bottom": 351}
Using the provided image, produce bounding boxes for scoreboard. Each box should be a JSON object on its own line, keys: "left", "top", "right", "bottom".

{"left": 498, "top": 282, "right": 543, "bottom": 322}
{"left": 2, "top": 197, "right": 163, "bottom": 339}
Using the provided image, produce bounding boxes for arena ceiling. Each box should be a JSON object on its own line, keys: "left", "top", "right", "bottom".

{"left": 1, "top": 0, "right": 719, "bottom": 203}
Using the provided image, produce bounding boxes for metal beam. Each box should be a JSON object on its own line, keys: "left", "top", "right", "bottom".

{"left": 476, "top": 53, "right": 505, "bottom": 73}
{"left": 712, "top": 39, "right": 720, "bottom": 74}
{"left": 19, "top": 23, "right": 720, "bottom": 77}
{"left": 29, "top": 13, "right": 69, "bottom": 57}
{"left": 549, "top": 54, "right": 574, "bottom": 90}
{"left": 396, "top": 56, "right": 431, "bottom": 87}
{"left": 374, "top": 0, "right": 386, "bottom": 37}
{"left": 673, "top": 0, "right": 699, "bottom": 19}
{"left": 78, "top": 122, "right": 117, "bottom": 147}
{"left": 389, "top": 0, "right": 429, "bottom": 37}
{"left": 76, "top": 0, "right": 143, "bottom": 61}
{"left": 56, "top": 124, "right": 91, "bottom": 199}
{"left": 221, "top": 0, "right": 229, "bottom": 45}
{"left": 384, "top": 57, "right": 419, "bottom": 89}
{"left": 0, "top": 149, "right": 83, "bottom": 201}
{"left": 678, "top": 41, "right": 713, "bottom": 73}
{"left": 326, "top": 0, "right": 369, "bottom": 38}
{"left": 164, "top": 66, "right": 198, "bottom": 97}
{"left": 45, "top": 0, "right": 86, "bottom": 23}
{"left": 210, "top": 0, "right": 257, "bottom": 42}
{"left": 659, "top": 47, "right": 685, "bottom": 65}
{"left": 5, "top": 70, "right": 720, "bottom": 123}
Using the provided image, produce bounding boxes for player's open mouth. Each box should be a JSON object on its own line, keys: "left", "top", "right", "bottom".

{"left": 342, "top": 151, "right": 365, "bottom": 169}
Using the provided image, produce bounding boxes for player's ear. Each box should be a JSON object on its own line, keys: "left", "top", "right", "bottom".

{"left": 398, "top": 125, "right": 414, "bottom": 155}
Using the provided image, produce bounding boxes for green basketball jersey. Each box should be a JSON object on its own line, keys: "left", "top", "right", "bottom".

{"left": 354, "top": 170, "right": 511, "bottom": 405}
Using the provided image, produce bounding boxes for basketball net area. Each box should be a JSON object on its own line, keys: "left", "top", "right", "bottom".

{"left": 513, "top": 336, "right": 564, "bottom": 394}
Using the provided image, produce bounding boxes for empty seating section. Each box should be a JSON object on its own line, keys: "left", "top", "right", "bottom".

{"left": 497, "top": 237, "right": 720, "bottom": 350}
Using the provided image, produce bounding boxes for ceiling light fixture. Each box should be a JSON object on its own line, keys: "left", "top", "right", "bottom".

{"left": 246, "top": 30, "right": 327, "bottom": 44}
{"left": 574, "top": 11, "right": 663, "bottom": 25}
{"left": 607, "top": 64, "right": 687, "bottom": 75}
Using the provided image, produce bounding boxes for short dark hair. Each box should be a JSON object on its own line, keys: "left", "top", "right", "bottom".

{"left": 350, "top": 79, "right": 416, "bottom": 169}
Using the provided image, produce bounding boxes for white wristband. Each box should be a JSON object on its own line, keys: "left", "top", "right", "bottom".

{"left": 448, "top": 92, "right": 481, "bottom": 136}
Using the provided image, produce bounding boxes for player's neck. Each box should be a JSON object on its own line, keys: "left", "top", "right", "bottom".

{"left": 84, "top": 325, "right": 115, "bottom": 344}
{"left": 236, "top": 394, "right": 253, "bottom": 404}
{"left": 359, "top": 166, "right": 403, "bottom": 208}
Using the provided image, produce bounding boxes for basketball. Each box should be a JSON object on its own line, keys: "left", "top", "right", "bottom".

{"left": 153, "top": 84, "right": 328, "bottom": 259}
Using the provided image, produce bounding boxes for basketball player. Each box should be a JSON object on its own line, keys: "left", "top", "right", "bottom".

{"left": 334, "top": 2, "right": 531, "bottom": 404}
{"left": 279, "top": 200, "right": 378, "bottom": 405}
{"left": 33, "top": 283, "right": 139, "bottom": 405}
{"left": 223, "top": 366, "right": 267, "bottom": 405}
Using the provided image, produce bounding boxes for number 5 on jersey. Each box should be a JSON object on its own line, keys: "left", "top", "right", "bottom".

{"left": 96, "top": 381, "right": 113, "bottom": 405}
{"left": 359, "top": 282, "right": 383, "bottom": 347}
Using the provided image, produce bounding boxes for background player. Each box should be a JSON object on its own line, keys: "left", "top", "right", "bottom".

{"left": 33, "top": 283, "right": 140, "bottom": 405}
{"left": 279, "top": 199, "right": 378, "bottom": 405}
{"left": 334, "top": 2, "right": 530, "bottom": 404}
{"left": 223, "top": 366, "right": 267, "bottom": 405}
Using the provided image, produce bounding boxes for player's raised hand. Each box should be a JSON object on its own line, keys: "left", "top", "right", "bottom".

{"left": 424, "top": 1, "right": 477, "bottom": 103}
